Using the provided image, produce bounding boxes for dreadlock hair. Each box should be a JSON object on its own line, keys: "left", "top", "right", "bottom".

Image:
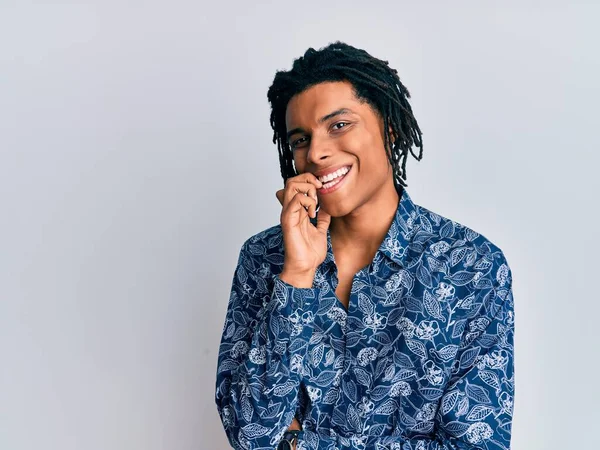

{"left": 267, "top": 41, "right": 424, "bottom": 190}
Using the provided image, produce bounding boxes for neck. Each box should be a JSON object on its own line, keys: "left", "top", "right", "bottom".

{"left": 329, "top": 179, "right": 401, "bottom": 256}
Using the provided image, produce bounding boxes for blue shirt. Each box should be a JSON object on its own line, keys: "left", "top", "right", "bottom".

{"left": 215, "top": 187, "right": 514, "bottom": 450}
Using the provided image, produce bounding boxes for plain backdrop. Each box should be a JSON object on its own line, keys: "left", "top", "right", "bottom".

{"left": 1, "top": 1, "right": 598, "bottom": 449}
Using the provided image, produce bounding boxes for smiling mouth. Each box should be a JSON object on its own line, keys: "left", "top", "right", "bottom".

{"left": 318, "top": 166, "right": 352, "bottom": 192}
{"left": 315, "top": 165, "right": 351, "bottom": 184}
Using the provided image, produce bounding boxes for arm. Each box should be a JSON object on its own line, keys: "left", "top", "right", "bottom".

{"left": 400, "top": 264, "right": 515, "bottom": 450}
{"left": 215, "top": 240, "right": 320, "bottom": 450}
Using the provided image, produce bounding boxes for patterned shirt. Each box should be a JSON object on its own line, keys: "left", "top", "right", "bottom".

{"left": 215, "top": 187, "right": 515, "bottom": 450}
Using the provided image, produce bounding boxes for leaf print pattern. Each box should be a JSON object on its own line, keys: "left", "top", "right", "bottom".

{"left": 215, "top": 187, "right": 515, "bottom": 449}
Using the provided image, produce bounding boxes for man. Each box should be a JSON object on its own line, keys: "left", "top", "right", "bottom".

{"left": 215, "top": 41, "right": 514, "bottom": 450}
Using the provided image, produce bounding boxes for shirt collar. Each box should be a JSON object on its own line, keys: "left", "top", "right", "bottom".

{"left": 320, "top": 185, "right": 419, "bottom": 271}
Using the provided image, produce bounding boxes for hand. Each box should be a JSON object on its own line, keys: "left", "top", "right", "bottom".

{"left": 275, "top": 173, "right": 332, "bottom": 275}
{"left": 287, "top": 417, "right": 302, "bottom": 450}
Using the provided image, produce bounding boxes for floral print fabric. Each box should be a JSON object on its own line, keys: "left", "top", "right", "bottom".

{"left": 215, "top": 187, "right": 514, "bottom": 450}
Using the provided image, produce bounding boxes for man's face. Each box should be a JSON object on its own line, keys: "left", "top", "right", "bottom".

{"left": 285, "top": 80, "right": 394, "bottom": 216}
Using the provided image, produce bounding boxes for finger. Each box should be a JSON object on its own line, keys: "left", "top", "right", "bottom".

{"left": 287, "top": 417, "right": 302, "bottom": 431}
{"left": 289, "top": 172, "right": 323, "bottom": 197}
{"left": 285, "top": 191, "right": 318, "bottom": 221}
{"left": 285, "top": 178, "right": 320, "bottom": 197}
{"left": 299, "top": 172, "right": 323, "bottom": 206}
{"left": 315, "top": 205, "right": 332, "bottom": 233}
{"left": 284, "top": 180, "right": 320, "bottom": 208}
{"left": 295, "top": 171, "right": 323, "bottom": 188}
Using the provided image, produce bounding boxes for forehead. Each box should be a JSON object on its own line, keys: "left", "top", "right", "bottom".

{"left": 285, "top": 80, "right": 363, "bottom": 128}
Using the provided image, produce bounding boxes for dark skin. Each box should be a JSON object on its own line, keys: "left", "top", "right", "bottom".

{"left": 275, "top": 80, "right": 401, "bottom": 440}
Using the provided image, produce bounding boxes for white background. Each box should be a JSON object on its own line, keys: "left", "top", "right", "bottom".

{"left": 1, "top": 1, "right": 598, "bottom": 449}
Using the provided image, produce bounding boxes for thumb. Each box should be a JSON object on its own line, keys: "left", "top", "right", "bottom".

{"left": 315, "top": 207, "right": 332, "bottom": 234}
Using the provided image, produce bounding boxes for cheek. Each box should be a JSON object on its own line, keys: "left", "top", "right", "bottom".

{"left": 292, "top": 150, "right": 306, "bottom": 169}
{"left": 292, "top": 153, "right": 306, "bottom": 172}
{"left": 348, "top": 130, "right": 385, "bottom": 161}
{"left": 356, "top": 142, "right": 389, "bottom": 175}
{"left": 340, "top": 134, "right": 368, "bottom": 162}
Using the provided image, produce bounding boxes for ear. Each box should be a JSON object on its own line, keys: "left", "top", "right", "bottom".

{"left": 388, "top": 125, "right": 397, "bottom": 146}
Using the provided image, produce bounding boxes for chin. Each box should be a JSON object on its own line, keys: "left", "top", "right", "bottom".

{"left": 319, "top": 202, "right": 352, "bottom": 218}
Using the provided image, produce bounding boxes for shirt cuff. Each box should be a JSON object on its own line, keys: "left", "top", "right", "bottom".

{"left": 273, "top": 273, "right": 321, "bottom": 312}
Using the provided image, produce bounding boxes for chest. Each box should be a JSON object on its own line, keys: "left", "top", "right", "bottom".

{"left": 334, "top": 260, "right": 371, "bottom": 310}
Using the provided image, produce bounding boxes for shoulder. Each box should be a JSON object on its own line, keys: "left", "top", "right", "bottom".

{"left": 236, "top": 223, "right": 285, "bottom": 282}
{"left": 241, "top": 223, "right": 284, "bottom": 260}
{"left": 410, "top": 202, "right": 513, "bottom": 302}
{"left": 228, "top": 225, "right": 285, "bottom": 311}
{"left": 410, "top": 202, "right": 514, "bottom": 334}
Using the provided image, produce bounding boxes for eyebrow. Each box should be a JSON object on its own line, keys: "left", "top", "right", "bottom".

{"left": 286, "top": 107, "right": 355, "bottom": 141}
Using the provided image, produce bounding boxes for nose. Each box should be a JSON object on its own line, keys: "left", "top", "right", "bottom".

{"left": 306, "top": 132, "right": 333, "bottom": 164}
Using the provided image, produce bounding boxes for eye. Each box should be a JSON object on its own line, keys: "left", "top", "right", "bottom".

{"left": 332, "top": 121, "right": 350, "bottom": 130}
{"left": 291, "top": 136, "right": 308, "bottom": 149}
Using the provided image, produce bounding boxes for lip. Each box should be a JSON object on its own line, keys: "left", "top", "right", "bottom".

{"left": 312, "top": 164, "right": 353, "bottom": 179}
{"left": 317, "top": 165, "right": 352, "bottom": 196}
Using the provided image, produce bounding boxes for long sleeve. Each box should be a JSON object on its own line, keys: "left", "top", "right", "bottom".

{"left": 398, "top": 268, "right": 515, "bottom": 450}
{"left": 215, "top": 240, "right": 322, "bottom": 450}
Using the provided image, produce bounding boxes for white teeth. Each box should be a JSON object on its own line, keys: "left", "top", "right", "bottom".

{"left": 322, "top": 176, "right": 343, "bottom": 189}
{"left": 318, "top": 166, "right": 349, "bottom": 183}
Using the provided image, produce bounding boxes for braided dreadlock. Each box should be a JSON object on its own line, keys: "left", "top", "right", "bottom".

{"left": 267, "top": 41, "right": 424, "bottom": 190}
